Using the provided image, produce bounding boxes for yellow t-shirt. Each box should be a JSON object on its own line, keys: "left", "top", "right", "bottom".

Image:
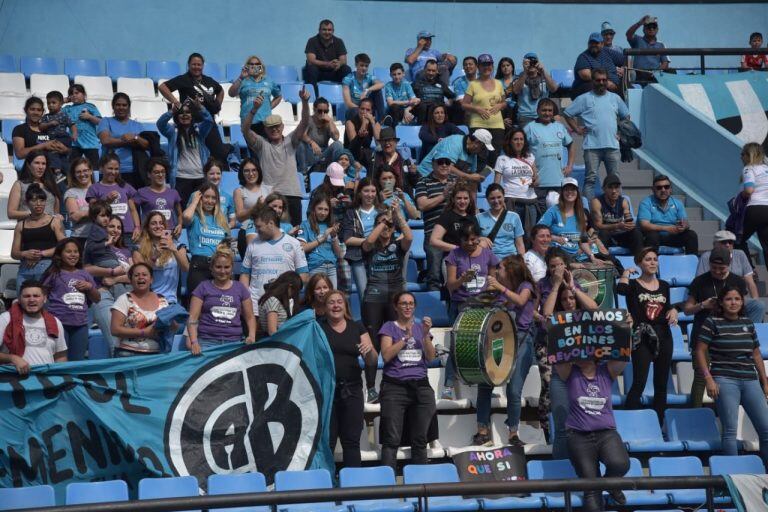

{"left": 466, "top": 79, "right": 505, "bottom": 129}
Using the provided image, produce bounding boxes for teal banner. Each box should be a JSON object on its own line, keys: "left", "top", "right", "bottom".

{"left": 655, "top": 71, "right": 768, "bottom": 146}
{"left": 0, "top": 310, "right": 335, "bottom": 499}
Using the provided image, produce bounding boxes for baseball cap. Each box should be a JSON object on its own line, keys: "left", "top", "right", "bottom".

{"left": 561, "top": 177, "right": 579, "bottom": 188}
{"left": 417, "top": 30, "right": 434, "bottom": 39}
{"left": 379, "top": 126, "right": 399, "bottom": 141}
{"left": 603, "top": 174, "right": 622, "bottom": 187}
{"left": 433, "top": 150, "right": 456, "bottom": 164}
{"left": 477, "top": 54, "right": 494, "bottom": 65}
{"left": 326, "top": 162, "right": 346, "bottom": 187}
{"left": 644, "top": 16, "right": 659, "bottom": 25}
{"left": 709, "top": 246, "right": 732, "bottom": 265}
{"left": 714, "top": 230, "right": 737, "bottom": 242}
{"left": 470, "top": 129, "right": 495, "bottom": 151}
{"left": 589, "top": 32, "right": 604, "bottom": 43}
{"left": 264, "top": 114, "right": 282, "bottom": 127}
{"left": 601, "top": 22, "right": 615, "bottom": 34}
{"left": 524, "top": 52, "right": 538, "bottom": 60}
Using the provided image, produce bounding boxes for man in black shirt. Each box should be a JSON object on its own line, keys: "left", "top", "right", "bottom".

{"left": 303, "top": 19, "right": 352, "bottom": 89}
{"left": 684, "top": 247, "right": 765, "bottom": 406}
{"left": 159, "top": 53, "right": 232, "bottom": 163}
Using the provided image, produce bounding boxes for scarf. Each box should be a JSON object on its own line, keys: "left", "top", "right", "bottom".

{"left": 2, "top": 303, "right": 60, "bottom": 357}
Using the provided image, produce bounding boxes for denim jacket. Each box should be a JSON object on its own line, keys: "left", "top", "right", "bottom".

{"left": 156, "top": 109, "right": 213, "bottom": 185}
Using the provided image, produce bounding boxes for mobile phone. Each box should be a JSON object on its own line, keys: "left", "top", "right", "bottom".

{"left": 478, "top": 165, "right": 493, "bottom": 178}
{"left": 163, "top": 230, "right": 171, "bottom": 239}
{"left": 383, "top": 181, "right": 395, "bottom": 193}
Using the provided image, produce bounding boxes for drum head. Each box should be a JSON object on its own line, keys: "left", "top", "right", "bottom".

{"left": 572, "top": 267, "right": 604, "bottom": 306}
{"left": 482, "top": 310, "right": 517, "bottom": 386}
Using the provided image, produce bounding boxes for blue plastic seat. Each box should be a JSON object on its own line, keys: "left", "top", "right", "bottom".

{"left": 403, "top": 463, "right": 481, "bottom": 511}
{"left": 649, "top": 456, "right": 705, "bottom": 505}
{"left": 665, "top": 408, "right": 722, "bottom": 451}
{"left": 65, "top": 58, "right": 101, "bottom": 80}
{"left": 0, "top": 485, "right": 55, "bottom": 510}
{"left": 754, "top": 323, "right": 768, "bottom": 358}
{"left": 139, "top": 476, "right": 200, "bottom": 511}
{"left": 622, "top": 362, "right": 687, "bottom": 406}
{"left": 615, "top": 255, "right": 636, "bottom": 273}
{"left": 339, "top": 466, "right": 414, "bottom": 512}
{"left": 413, "top": 291, "right": 450, "bottom": 328}
{"left": 309, "top": 171, "right": 326, "bottom": 191}
{"left": 372, "top": 66, "right": 391, "bottom": 84}
{"left": 526, "top": 459, "right": 582, "bottom": 508}
{"left": 204, "top": 62, "right": 224, "bottom": 83}
{"left": 267, "top": 65, "right": 300, "bottom": 84}
{"left": 106, "top": 59, "right": 144, "bottom": 80}
{"left": 20, "top": 56, "right": 58, "bottom": 78}
{"left": 410, "top": 229, "right": 426, "bottom": 260}
{"left": 318, "top": 82, "right": 344, "bottom": 106}
{"left": 406, "top": 258, "right": 426, "bottom": 292}
{"left": 710, "top": 454, "right": 765, "bottom": 475}
{"left": 66, "top": 479, "right": 129, "bottom": 504}
{"left": 281, "top": 82, "right": 316, "bottom": 104}
{"left": 601, "top": 457, "right": 670, "bottom": 507}
{"left": 88, "top": 334, "right": 111, "bottom": 359}
{"left": 658, "top": 246, "right": 684, "bottom": 255}
{"left": 614, "top": 409, "right": 685, "bottom": 453}
{"left": 208, "top": 472, "right": 270, "bottom": 512}
{"left": 147, "top": 60, "right": 182, "bottom": 82}
{"left": 273, "top": 468, "right": 346, "bottom": 511}
{"left": 669, "top": 287, "right": 693, "bottom": 322}
{"left": 476, "top": 197, "right": 489, "bottom": 212}
{"left": 230, "top": 125, "right": 248, "bottom": 149}
{"left": 221, "top": 170, "right": 240, "bottom": 192}
{"left": 349, "top": 292, "right": 362, "bottom": 320}
{"left": 551, "top": 69, "right": 574, "bottom": 88}
{"left": 0, "top": 54, "right": 14, "bottom": 73}
{"left": 2, "top": 119, "right": 22, "bottom": 144}
{"left": 670, "top": 325, "right": 691, "bottom": 362}
{"left": 659, "top": 254, "right": 698, "bottom": 287}
{"left": 396, "top": 125, "right": 422, "bottom": 160}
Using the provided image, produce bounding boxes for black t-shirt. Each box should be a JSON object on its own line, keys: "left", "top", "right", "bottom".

{"left": 688, "top": 272, "right": 748, "bottom": 345}
{"left": 304, "top": 35, "right": 348, "bottom": 62}
{"left": 363, "top": 238, "right": 406, "bottom": 302}
{"left": 163, "top": 72, "right": 223, "bottom": 115}
{"left": 12, "top": 123, "right": 50, "bottom": 149}
{"left": 435, "top": 210, "right": 480, "bottom": 247}
{"left": 616, "top": 279, "right": 672, "bottom": 330}
{"left": 319, "top": 317, "right": 366, "bottom": 382}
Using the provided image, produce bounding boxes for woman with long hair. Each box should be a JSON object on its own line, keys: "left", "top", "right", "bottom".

{"left": 429, "top": 180, "right": 479, "bottom": 253}
{"left": 342, "top": 177, "right": 382, "bottom": 300}
{"left": 156, "top": 97, "right": 214, "bottom": 203}
{"left": 187, "top": 243, "right": 256, "bottom": 353}
{"left": 182, "top": 182, "right": 230, "bottom": 297}
{"left": 229, "top": 54, "right": 282, "bottom": 136}
{"left": 739, "top": 142, "right": 768, "bottom": 269}
{"left": 11, "top": 184, "right": 66, "bottom": 292}
{"left": 86, "top": 153, "right": 140, "bottom": 247}
{"left": 64, "top": 157, "right": 94, "bottom": 246}
{"left": 473, "top": 255, "right": 537, "bottom": 445}
{"left": 201, "top": 158, "right": 236, "bottom": 227}
{"left": 617, "top": 247, "right": 677, "bottom": 423}
{"left": 418, "top": 104, "right": 463, "bottom": 162}
{"left": 302, "top": 273, "right": 334, "bottom": 318}
{"left": 12, "top": 96, "right": 69, "bottom": 164}
{"left": 233, "top": 157, "right": 272, "bottom": 229}
{"left": 134, "top": 157, "right": 183, "bottom": 237}
{"left": 495, "top": 56, "right": 517, "bottom": 127}
{"left": 344, "top": 97, "right": 380, "bottom": 167}
{"left": 8, "top": 150, "right": 61, "bottom": 220}
{"left": 320, "top": 289, "right": 378, "bottom": 467}
{"left": 258, "top": 271, "right": 304, "bottom": 337}
{"left": 41, "top": 238, "right": 100, "bottom": 361}
{"left": 494, "top": 128, "right": 539, "bottom": 231}
{"left": 132, "top": 211, "right": 190, "bottom": 305}
{"left": 298, "top": 194, "right": 344, "bottom": 287}
{"left": 97, "top": 92, "right": 149, "bottom": 187}
{"left": 377, "top": 165, "right": 421, "bottom": 222}
{"left": 462, "top": 54, "right": 505, "bottom": 165}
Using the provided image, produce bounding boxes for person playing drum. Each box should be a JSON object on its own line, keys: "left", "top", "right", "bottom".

{"left": 378, "top": 291, "right": 436, "bottom": 470}
{"left": 472, "top": 254, "right": 537, "bottom": 446}
{"left": 444, "top": 222, "right": 500, "bottom": 399}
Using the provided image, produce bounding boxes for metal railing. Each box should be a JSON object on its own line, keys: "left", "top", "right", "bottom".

{"left": 623, "top": 47, "right": 768, "bottom": 75}
{"left": 21, "top": 475, "right": 731, "bottom": 512}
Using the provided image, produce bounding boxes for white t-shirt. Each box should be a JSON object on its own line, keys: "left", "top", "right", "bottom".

{"left": 494, "top": 154, "right": 536, "bottom": 199}
{"left": 110, "top": 292, "right": 168, "bottom": 352}
{"left": 241, "top": 234, "right": 308, "bottom": 314}
{"left": 743, "top": 163, "right": 768, "bottom": 207}
{"left": 0, "top": 312, "right": 66, "bottom": 366}
{"left": 524, "top": 250, "right": 547, "bottom": 283}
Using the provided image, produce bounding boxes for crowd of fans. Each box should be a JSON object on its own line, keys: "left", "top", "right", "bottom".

{"left": 2, "top": 16, "right": 768, "bottom": 510}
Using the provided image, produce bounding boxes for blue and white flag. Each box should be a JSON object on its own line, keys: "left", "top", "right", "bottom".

{"left": 0, "top": 309, "right": 335, "bottom": 500}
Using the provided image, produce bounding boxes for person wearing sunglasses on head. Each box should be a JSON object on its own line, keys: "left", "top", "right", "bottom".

{"left": 626, "top": 15, "right": 670, "bottom": 86}
{"left": 636, "top": 174, "right": 698, "bottom": 255}
{"left": 297, "top": 98, "right": 342, "bottom": 175}
{"left": 697, "top": 230, "right": 760, "bottom": 300}
{"left": 228, "top": 55, "right": 283, "bottom": 138}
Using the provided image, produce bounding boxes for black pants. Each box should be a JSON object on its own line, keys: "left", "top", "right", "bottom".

{"left": 743, "top": 205, "right": 768, "bottom": 269}
{"left": 205, "top": 123, "right": 232, "bottom": 163}
{"left": 176, "top": 178, "right": 206, "bottom": 207}
{"left": 385, "top": 104, "right": 406, "bottom": 127}
{"left": 303, "top": 64, "right": 352, "bottom": 91}
{"left": 567, "top": 429, "right": 630, "bottom": 512}
{"left": 624, "top": 331, "right": 673, "bottom": 424}
{"left": 379, "top": 378, "right": 436, "bottom": 471}
{"left": 69, "top": 147, "right": 100, "bottom": 168}
{"left": 187, "top": 256, "right": 212, "bottom": 304}
{"left": 361, "top": 297, "right": 396, "bottom": 389}
{"left": 329, "top": 380, "right": 364, "bottom": 468}
{"left": 598, "top": 227, "right": 644, "bottom": 256}
{"left": 286, "top": 195, "right": 303, "bottom": 226}
{"left": 642, "top": 229, "right": 698, "bottom": 255}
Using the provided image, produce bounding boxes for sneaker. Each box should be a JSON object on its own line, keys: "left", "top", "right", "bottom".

{"left": 366, "top": 388, "right": 379, "bottom": 404}
{"left": 472, "top": 431, "right": 492, "bottom": 446}
{"left": 440, "top": 386, "right": 455, "bottom": 400}
{"left": 608, "top": 490, "right": 627, "bottom": 506}
{"left": 508, "top": 435, "right": 524, "bottom": 448}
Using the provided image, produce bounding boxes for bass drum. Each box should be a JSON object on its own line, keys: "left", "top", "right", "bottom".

{"left": 572, "top": 264, "right": 618, "bottom": 310}
{"left": 451, "top": 307, "right": 517, "bottom": 386}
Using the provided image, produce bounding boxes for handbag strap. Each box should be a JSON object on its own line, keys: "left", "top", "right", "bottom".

{"left": 487, "top": 210, "right": 507, "bottom": 242}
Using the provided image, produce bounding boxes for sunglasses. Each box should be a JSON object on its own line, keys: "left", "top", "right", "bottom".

{"left": 654, "top": 184, "right": 671, "bottom": 190}
{"left": 719, "top": 240, "right": 735, "bottom": 245}
{"left": 247, "top": 62, "right": 261, "bottom": 66}
{"left": 436, "top": 158, "right": 452, "bottom": 166}
{"left": 645, "top": 24, "right": 658, "bottom": 29}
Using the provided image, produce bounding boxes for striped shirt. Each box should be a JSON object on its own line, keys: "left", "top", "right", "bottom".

{"left": 414, "top": 172, "right": 448, "bottom": 234}
{"left": 699, "top": 316, "right": 759, "bottom": 380}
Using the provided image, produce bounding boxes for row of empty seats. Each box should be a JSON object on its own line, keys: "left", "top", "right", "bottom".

{"left": 1, "top": 454, "right": 757, "bottom": 511}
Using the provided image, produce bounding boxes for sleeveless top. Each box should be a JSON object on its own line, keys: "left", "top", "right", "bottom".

{"left": 597, "top": 194, "right": 624, "bottom": 226}
{"left": 19, "top": 182, "right": 57, "bottom": 216}
{"left": 21, "top": 217, "right": 57, "bottom": 252}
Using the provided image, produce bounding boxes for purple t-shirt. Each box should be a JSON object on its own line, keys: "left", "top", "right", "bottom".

{"left": 193, "top": 280, "right": 251, "bottom": 341}
{"left": 445, "top": 247, "right": 500, "bottom": 303}
{"left": 134, "top": 187, "right": 182, "bottom": 229}
{"left": 565, "top": 364, "right": 616, "bottom": 432}
{"left": 537, "top": 277, "right": 584, "bottom": 306}
{"left": 86, "top": 182, "right": 138, "bottom": 233}
{"left": 510, "top": 281, "right": 535, "bottom": 331}
{"left": 43, "top": 269, "right": 97, "bottom": 326}
{"left": 379, "top": 321, "right": 429, "bottom": 380}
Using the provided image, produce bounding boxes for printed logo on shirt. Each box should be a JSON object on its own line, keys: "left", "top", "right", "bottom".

{"left": 283, "top": 243, "right": 294, "bottom": 253}
{"left": 63, "top": 279, "right": 86, "bottom": 308}
{"left": 578, "top": 382, "right": 607, "bottom": 416}
{"left": 503, "top": 223, "right": 513, "bottom": 232}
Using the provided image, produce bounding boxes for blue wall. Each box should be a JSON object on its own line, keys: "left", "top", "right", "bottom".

{"left": 1, "top": 0, "right": 766, "bottom": 72}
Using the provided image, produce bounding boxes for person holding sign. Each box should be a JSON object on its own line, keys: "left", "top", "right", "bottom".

{"left": 379, "top": 291, "right": 436, "bottom": 470}
{"left": 617, "top": 247, "right": 677, "bottom": 423}
{"left": 695, "top": 285, "right": 768, "bottom": 467}
{"left": 554, "top": 357, "right": 630, "bottom": 511}
{"left": 86, "top": 153, "right": 140, "bottom": 248}
{"left": 187, "top": 244, "right": 256, "bottom": 352}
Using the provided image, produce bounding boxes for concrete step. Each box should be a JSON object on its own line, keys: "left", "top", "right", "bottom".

{"left": 618, "top": 168, "right": 653, "bottom": 188}
{"left": 686, "top": 207, "right": 703, "bottom": 221}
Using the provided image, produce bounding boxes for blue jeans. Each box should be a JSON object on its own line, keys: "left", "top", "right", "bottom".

{"left": 16, "top": 259, "right": 51, "bottom": 294}
{"left": 92, "top": 288, "right": 118, "bottom": 357}
{"left": 199, "top": 338, "right": 239, "bottom": 349}
{"left": 297, "top": 140, "right": 343, "bottom": 174}
{"left": 550, "top": 371, "right": 570, "bottom": 459}
{"left": 715, "top": 377, "right": 768, "bottom": 466}
{"left": 349, "top": 260, "right": 367, "bottom": 302}
{"left": 746, "top": 298, "right": 766, "bottom": 325}
{"left": 310, "top": 261, "right": 338, "bottom": 289}
{"left": 583, "top": 148, "right": 620, "bottom": 200}
{"left": 64, "top": 324, "right": 90, "bottom": 361}
{"left": 425, "top": 236, "right": 443, "bottom": 290}
{"left": 476, "top": 330, "right": 536, "bottom": 430}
